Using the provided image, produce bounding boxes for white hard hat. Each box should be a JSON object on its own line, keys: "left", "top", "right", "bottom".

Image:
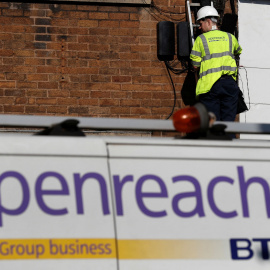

{"left": 196, "top": 6, "right": 219, "bottom": 21}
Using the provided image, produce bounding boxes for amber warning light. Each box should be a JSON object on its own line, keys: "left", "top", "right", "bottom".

{"left": 173, "top": 103, "right": 215, "bottom": 133}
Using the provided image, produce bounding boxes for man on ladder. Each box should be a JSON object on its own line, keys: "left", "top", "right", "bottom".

{"left": 190, "top": 6, "right": 242, "bottom": 122}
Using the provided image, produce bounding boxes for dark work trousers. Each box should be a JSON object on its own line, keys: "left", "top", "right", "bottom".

{"left": 198, "top": 75, "right": 239, "bottom": 121}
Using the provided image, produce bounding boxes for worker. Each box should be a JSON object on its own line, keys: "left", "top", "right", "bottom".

{"left": 190, "top": 6, "right": 242, "bottom": 121}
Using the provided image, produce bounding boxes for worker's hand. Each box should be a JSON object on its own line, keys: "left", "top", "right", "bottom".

{"left": 235, "top": 55, "right": 240, "bottom": 62}
{"left": 190, "top": 66, "right": 199, "bottom": 72}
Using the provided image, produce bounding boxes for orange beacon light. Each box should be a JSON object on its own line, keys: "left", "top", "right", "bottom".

{"left": 173, "top": 103, "right": 214, "bottom": 133}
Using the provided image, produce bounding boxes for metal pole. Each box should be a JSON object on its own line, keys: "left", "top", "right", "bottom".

{"left": 1, "top": 114, "right": 270, "bottom": 134}
{"left": 0, "top": 114, "right": 175, "bottom": 131}
{"left": 187, "top": 0, "right": 195, "bottom": 45}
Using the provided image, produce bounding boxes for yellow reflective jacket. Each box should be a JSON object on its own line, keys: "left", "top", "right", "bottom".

{"left": 190, "top": 30, "right": 242, "bottom": 96}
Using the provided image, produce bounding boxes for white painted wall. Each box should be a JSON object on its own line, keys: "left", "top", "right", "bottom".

{"left": 238, "top": 0, "right": 270, "bottom": 138}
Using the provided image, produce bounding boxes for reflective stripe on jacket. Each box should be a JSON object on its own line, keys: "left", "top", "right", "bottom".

{"left": 190, "top": 30, "right": 242, "bottom": 96}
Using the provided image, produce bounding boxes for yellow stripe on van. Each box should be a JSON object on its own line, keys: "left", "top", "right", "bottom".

{"left": 0, "top": 238, "right": 230, "bottom": 260}
{"left": 118, "top": 239, "right": 230, "bottom": 260}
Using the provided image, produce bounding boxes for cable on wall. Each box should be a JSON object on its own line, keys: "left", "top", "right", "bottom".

{"left": 164, "top": 60, "right": 190, "bottom": 119}
{"left": 238, "top": 65, "right": 270, "bottom": 108}
{"left": 142, "top": 0, "right": 186, "bottom": 22}
{"left": 165, "top": 62, "right": 177, "bottom": 119}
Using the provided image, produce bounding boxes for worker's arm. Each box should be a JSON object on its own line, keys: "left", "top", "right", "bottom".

{"left": 192, "top": 66, "right": 200, "bottom": 83}
{"left": 231, "top": 34, "right": 242, "bottom": 56}
{"left": 190, "top": 37, "right": 202, "bottom": 84}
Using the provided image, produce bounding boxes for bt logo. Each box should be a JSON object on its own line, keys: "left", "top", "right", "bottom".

{"left": 231, "top": 238, "right": 270, "bottom": 260}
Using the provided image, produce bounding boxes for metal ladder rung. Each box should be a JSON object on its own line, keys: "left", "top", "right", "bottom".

{"left": 189, "top": 3, "right": 201, "bottom": 6}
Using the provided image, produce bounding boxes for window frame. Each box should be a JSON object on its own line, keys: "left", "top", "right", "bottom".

{"left": 49, "top": 0, "right": 151, "bottom": 4}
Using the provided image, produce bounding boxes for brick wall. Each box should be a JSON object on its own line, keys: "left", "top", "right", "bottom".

{"left": 0, "top": 0, "right": 235, "bottom": 120}
{"left": 0, "top": 1, "right": 188, "bottom": 120}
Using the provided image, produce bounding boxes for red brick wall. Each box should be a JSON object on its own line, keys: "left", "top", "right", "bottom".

{"left": 0, "top": 1, "right": 235, "bottom": 120}
{"left": 0, "top": 1, "right": 188, "bottom": 120}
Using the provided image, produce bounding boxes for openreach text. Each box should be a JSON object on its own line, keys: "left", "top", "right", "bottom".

{"left": 0, "top": 166, "right": 269, "bottom": 227}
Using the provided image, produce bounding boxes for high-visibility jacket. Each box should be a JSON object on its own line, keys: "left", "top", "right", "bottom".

{"left": 190, "top": 30, "right": 242, "bottom": 96}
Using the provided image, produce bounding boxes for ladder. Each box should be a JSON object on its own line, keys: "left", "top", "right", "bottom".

{"left": 186, "top": 0, "right": 214, "bottom": 45}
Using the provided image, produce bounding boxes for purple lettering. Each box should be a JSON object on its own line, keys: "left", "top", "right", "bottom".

{"left": 0, "top": 242, "right": 8, "bottom": 255}
{"left": 35, "top": 172, "right": 69, "bottom": 215}
{"left": 68, "top": 244, "right": 76, "bottom": 255}
{"left": 89, "top": 244, "right": 97, "bottom": 254}
{"left": 0, "top": 171, "right": 29, "bottom": 227}
{"left": 36, "top": 244, "right": 45, "bottom": 258}
{"left": 172, "top": 175, "right": 205, "bottom": 217}
{"left": 49, "top": 240, "right": 58, "bottom": 255}
{"left": 16, "top": 245, "right": 25, "bottom": 255}
{"left": 208, "top": 176, "right": 237, "bottom": 218}
{"left": 74, "top": 173, "right": 110, "bottom": 215}
{"left": 238, "top": 166, "right": 270, "bottom": 218}
{"left": 136, "top": 174, "right": 168, "bottom": 217}
{"left": 105, "top": 243, "right": 112, "bottom": 254}
{"left": 113, "top": 175, "right": 133, "bottom": 215}
{"left": 25, "top": 245, "right": 35, "bottom": 256}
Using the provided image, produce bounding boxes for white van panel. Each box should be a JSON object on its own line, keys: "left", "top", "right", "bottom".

{"left": 0, "top": 135, "right": 269, "bottom": 269}
{"left": 107, "top": 139, "right": 270, "bottom": 270}
{"left": 0, "top": 137, "right": 116, "bottom": 270}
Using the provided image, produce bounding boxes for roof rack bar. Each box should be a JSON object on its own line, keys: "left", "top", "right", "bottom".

{"left": 1, "top": 115, "right": 270, "bottom": 134}
{"left": 0, "top": 115, "right": 175, "bottom": 131}
{"left": 216, "top": 121, "right": 270, "bottom": 134}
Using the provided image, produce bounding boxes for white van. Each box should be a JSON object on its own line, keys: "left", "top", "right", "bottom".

{"left": 0, "top": 106, "right": 269, "bottom": 270}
